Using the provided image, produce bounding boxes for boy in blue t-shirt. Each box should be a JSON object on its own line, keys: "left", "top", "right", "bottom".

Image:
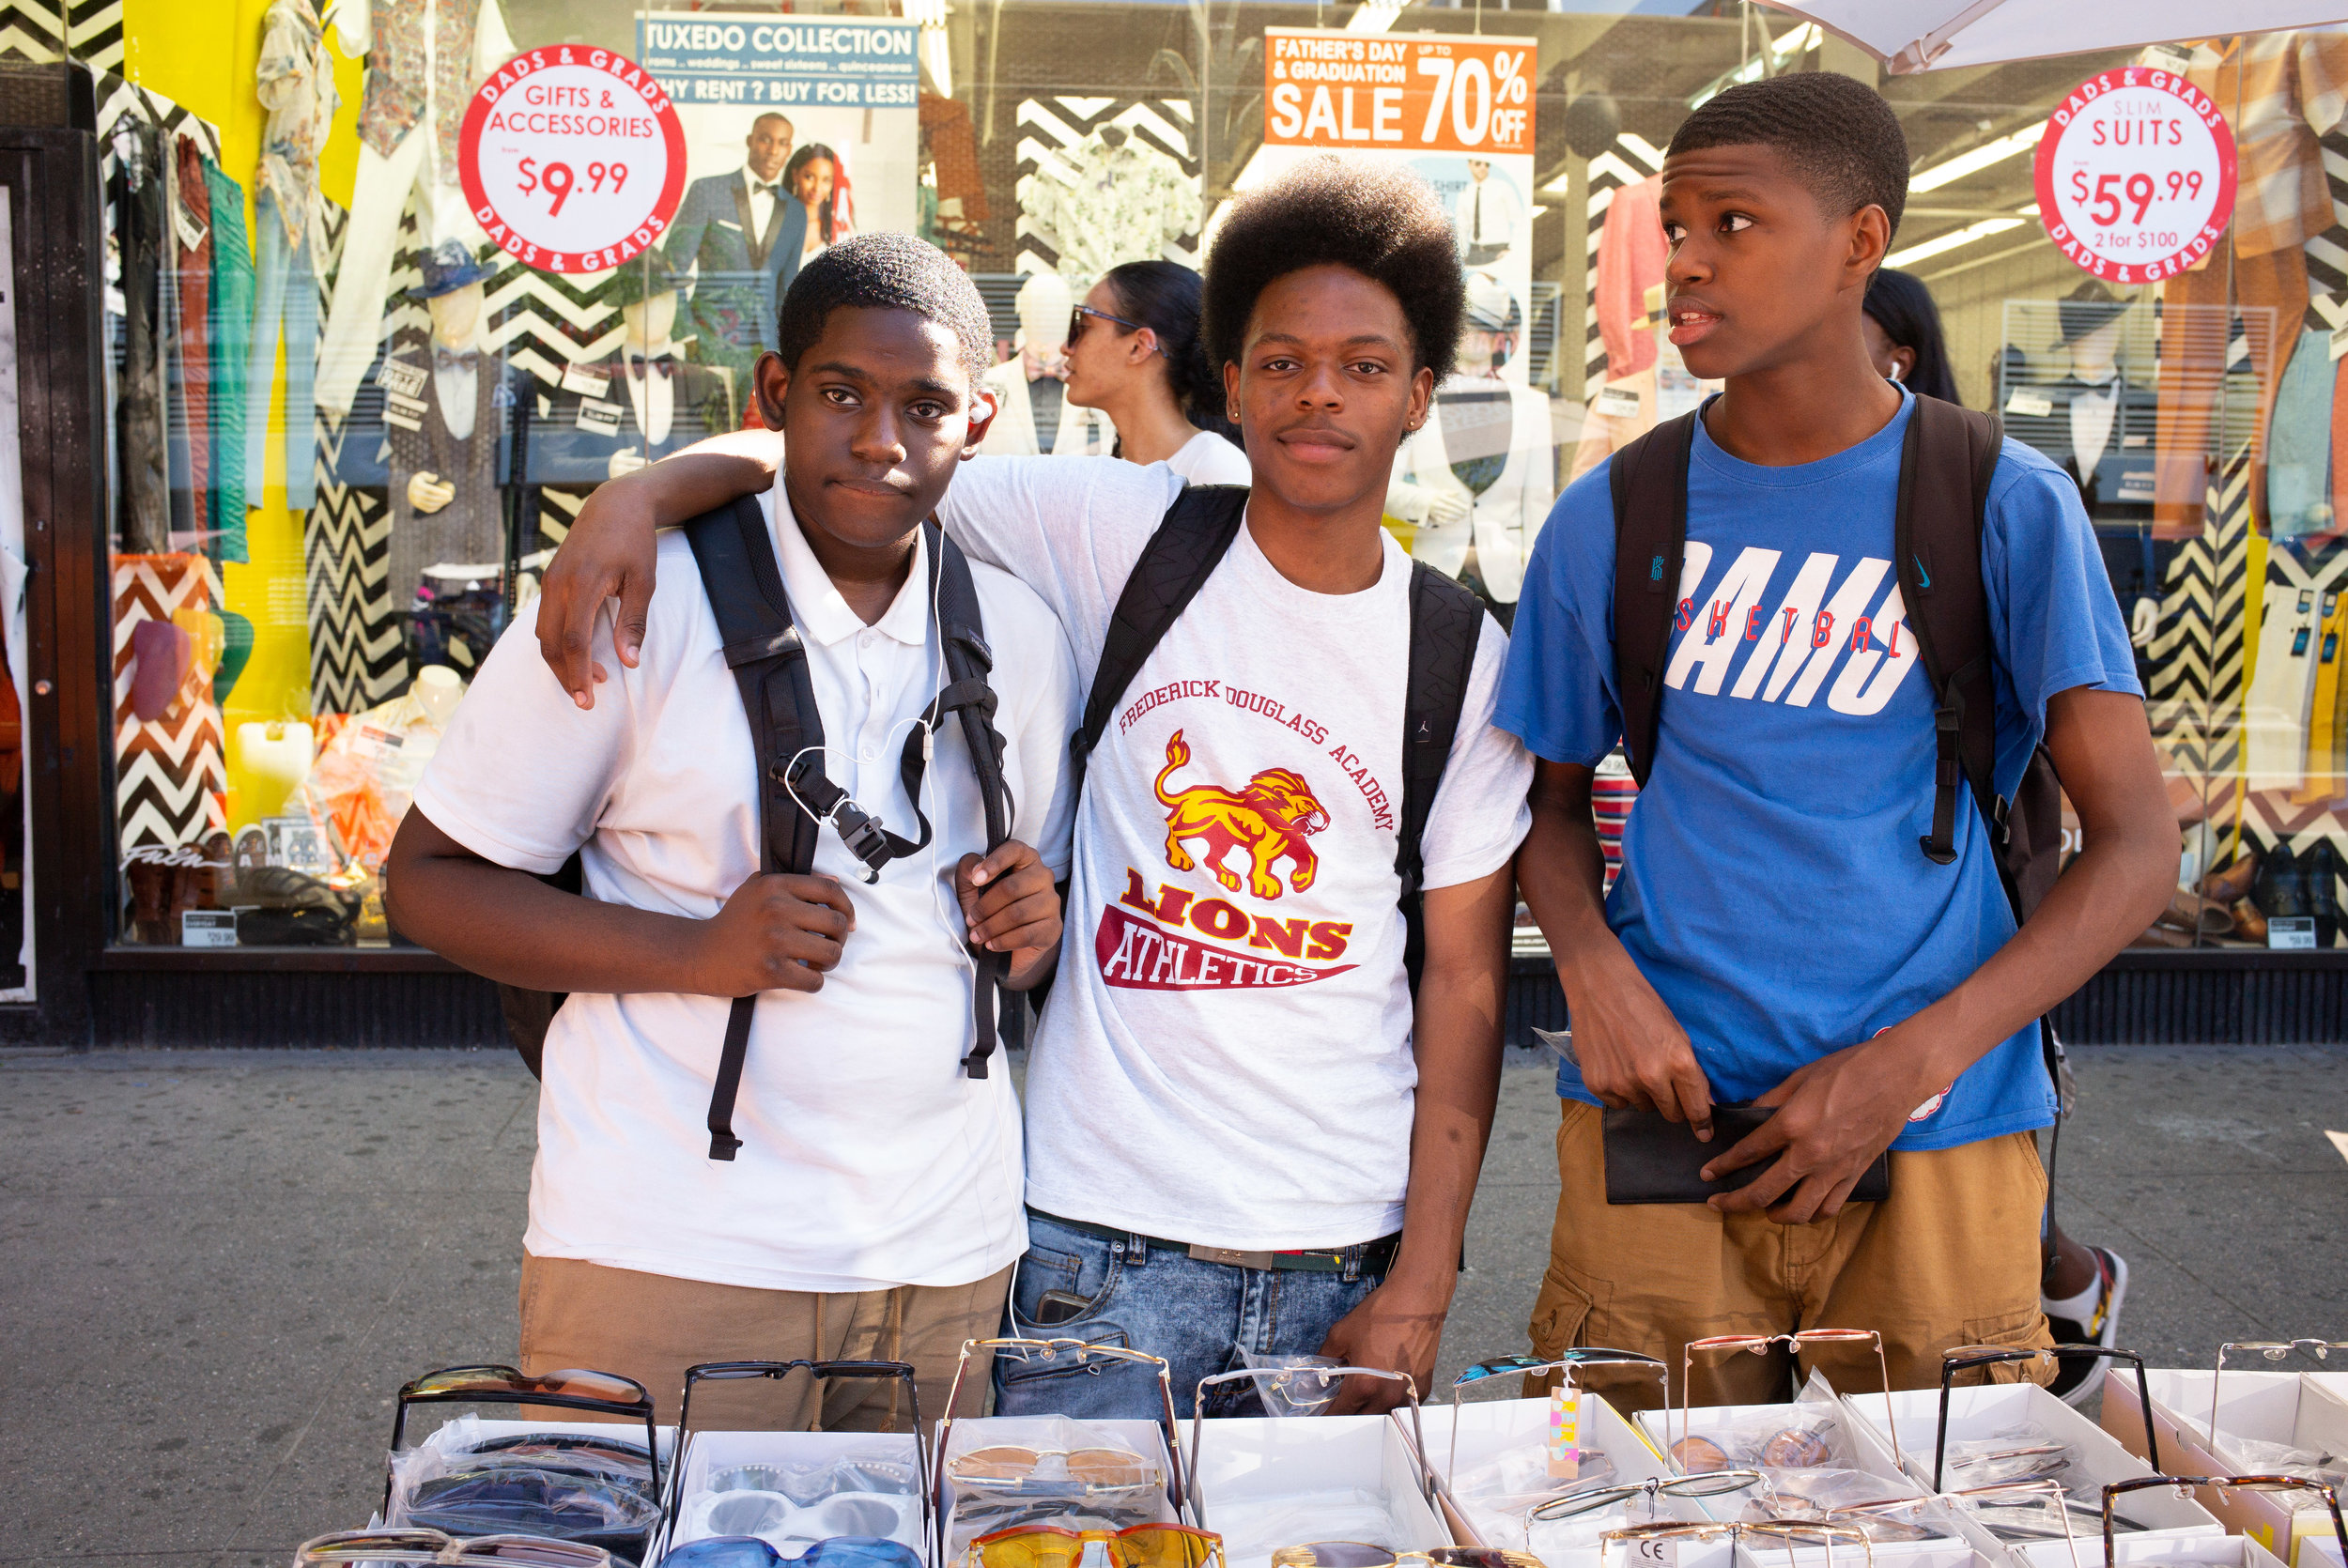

{"left": 1496, "top": 73, "right": 2177, "bottom": 1405}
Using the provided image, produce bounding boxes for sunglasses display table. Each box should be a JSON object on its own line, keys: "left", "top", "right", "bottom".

{"left": 2098, "top": 1369, "right": 2348, "bottom": 1568}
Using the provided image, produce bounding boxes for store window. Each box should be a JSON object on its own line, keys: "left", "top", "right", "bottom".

{"left": 53, "top": 1, "right": 2346, "bottom": 954}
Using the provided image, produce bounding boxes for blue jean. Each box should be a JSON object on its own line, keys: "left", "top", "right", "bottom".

{"left": 245, "top": 189, "right": 318, "bottom": 511}
{"left": 992, "top": 1212, "right": 1384, "bottom": 1421}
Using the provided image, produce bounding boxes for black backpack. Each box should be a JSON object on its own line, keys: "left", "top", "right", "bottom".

{"left": 1073, "top": 484, "right": 1487, "bottom": 988}
{"left": 500, "top": 495, "right": 1017, "bottom": 1162}
{"left": 1607, "top": 395, "right": 2072, "bottom": 1122}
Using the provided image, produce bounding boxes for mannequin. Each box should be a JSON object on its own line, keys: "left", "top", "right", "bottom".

{"left": 377, "top": 241, "right": 520, "bottom": 631}
{"left": 537, "top": 254, "right": 732, "bottom": 484}
{"left": 317, "top": 0, "right": 515, "bottom": 418}
{"left": 1385, "top": 274, "right": 1555, "bottom": 624}
{"left": 980, "top": 271, "right": 1114, "bottom": 458}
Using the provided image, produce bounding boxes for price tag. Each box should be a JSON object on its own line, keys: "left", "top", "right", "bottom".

{"left": 2034, "top": 67, "right": 2237, "bottom": 284}
{"left": 1548, "top": 1380, "right": 1582, "bottom": 1480}
{"left": 2004, "top": 391, "right": 2055, "bottom": 418}
{"left": 459, "top": 46, "right": 687, "bottom": 274}
{"left": 575, "top": 398, "right": 624, "bottom": 435}
{"left": 561, "top": 361, "right": 611, "bottom": 398}
{"left": 2269, "top": 915, "right": 2317, "bottom": 951}
{"left": 1594, "top": 384, "right": 1643, "bottom": 421}
{"left": 181, "top": 909, "right": 238, "bottom": 948}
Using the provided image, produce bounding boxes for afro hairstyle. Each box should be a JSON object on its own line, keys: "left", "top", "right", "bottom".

{"left": 1201, "top": 155, "right": 1463, "bottom": 378}
{"left": 1667, "top": 72, "right": 1910, "bottom": 240}
{"left": 775, "top": 231, "right": 994, "bottom": 383}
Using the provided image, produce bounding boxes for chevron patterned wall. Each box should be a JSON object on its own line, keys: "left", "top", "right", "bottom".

{"left": 112, "top": 553, "right": 226, "bottom": 851}
{"left": 0, "top": 0, "right": 121, "bottom": 74}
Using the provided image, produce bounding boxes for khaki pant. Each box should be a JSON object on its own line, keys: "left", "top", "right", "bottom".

{"left": 1526, "top": 1100, "right": 2052, "bottom": 1411}
{"left": 519, "top": 1253, "right": 1013, "bottom": 1429}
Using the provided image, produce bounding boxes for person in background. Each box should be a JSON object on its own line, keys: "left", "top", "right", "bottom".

{"left": 1059, "top": 259, "right": 1251, "bottom": 485}
{"left": 783, "top": 145, "right": 851, "bottom": 283}
{"left": 1863, "top": 266, "right": 2133, "bottom": 1407}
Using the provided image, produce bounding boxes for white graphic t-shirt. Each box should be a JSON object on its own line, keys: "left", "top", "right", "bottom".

{"left": 938, "top": 457, "right": 1533, "bottom": 1253}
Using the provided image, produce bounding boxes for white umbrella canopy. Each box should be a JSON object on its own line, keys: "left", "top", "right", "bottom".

{"left": 1755, "top": 0, "right": 2348, "bottom": 73}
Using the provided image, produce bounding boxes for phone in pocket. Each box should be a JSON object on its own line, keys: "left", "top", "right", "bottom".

{"left": 1032, "top": 1289, "right": 1091, "bottom": 1327}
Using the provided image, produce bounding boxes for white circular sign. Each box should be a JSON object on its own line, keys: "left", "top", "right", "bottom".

{"left": 460, "top": 47, "right": 687, "bottom": 274}
{"left": 2033, "top": 66, "right": 2237, "bottom": 285}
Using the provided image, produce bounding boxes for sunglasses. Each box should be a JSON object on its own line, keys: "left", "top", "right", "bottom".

{"left": 388, "top": 1365, "right": 660, "bottom": 1517}
{"left": 1068, "top": 304, "right": 1159, "bottom": 351}
{"left": 1937, "top": 1344, "right": 2157, "bottom": 1491}
{"left": 296, "top": 1529, "right": 610, "bottom": 1565}
{"left": 2212, "top": 1340, "right": 2348, "bottom": 1452}
{"left": 1681, "top": 1331, "right": 1903, "bottom": 1474}
{"left": 966, "top": 1523, "right": 1224, "bottom": 1568}
{"left": 1268, "top": 1547, "right": 1543, "bottom": 1568}
{"left": 662, "top": 1537, "right": 924, "bottom": 1568}
{"left": 668, "top": 1360, "right": 926, "bottom": 1530}
{"left": 2102, "top": 1475, "right": 2347, "bottom": 1568}
{"left": 940, "top": 1339, "right": 1186, "bottom": 1512}
{"left": 1528, "top": 1469, "right": 1766, "bottom": 1524}
{"left": 946, "top": 1445, "right": 1161, "bottom": 1492}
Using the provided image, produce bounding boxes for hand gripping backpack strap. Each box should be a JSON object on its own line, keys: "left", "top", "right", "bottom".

{"left": 685, "top": 495, "right": 826, "bottom": 1161}
{"left": 1608, "top": 412, "right": 1699, "bottom": 787}
{"left": 1070, "top": 484, "right": 1252, "bottom": 791}
{"left": 1398, "top": 561, "right": 1486, "bottom": 992}
{"left": 919, "top": 521, "right": 1018, "bottom": 1078}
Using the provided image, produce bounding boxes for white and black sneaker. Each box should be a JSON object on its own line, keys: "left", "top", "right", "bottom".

{"left": 2043, "top": 1245, "right": 2130, "bottom": 1407}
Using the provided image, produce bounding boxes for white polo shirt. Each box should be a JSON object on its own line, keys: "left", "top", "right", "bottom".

{"left": 412, "top": 486, "right": 1082, "bottom": 1292}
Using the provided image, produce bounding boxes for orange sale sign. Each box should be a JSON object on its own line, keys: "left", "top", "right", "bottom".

{"left": 1263, "top": 29, "right": 1533, "bottom": 156}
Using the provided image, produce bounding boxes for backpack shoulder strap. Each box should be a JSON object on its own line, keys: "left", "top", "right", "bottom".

{"left": 1398, "top": 561, "right": 1487, "bottom": 992}
{"left": 683, "top": 494, "right": 824, "bottom": 1161}
{"left": 923, "top": 522, "right": 1018, "bottom": 1079}
{"left": 1069, "top": 484, "right": 1251, "bottom": 783}
{"left": 1892, "top": 393, "right": 2006, "bottom": 873}
{"left": 1608, "top": 411, "right": 1699, "bottom": 788}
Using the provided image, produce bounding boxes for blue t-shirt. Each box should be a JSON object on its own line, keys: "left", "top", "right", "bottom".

{"left": 1494, "top": 390, "right": 2140, "bottom": 1149}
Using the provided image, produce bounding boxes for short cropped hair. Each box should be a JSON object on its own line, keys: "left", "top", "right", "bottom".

{"left": 775, "top": 231, "right": 993, "bottom": 383}
{"left": 1201, "top": 156, "right": 1463, "bottom": 377}
{"left": 1668, "top": 73, "right": 1909, "bottom": 239}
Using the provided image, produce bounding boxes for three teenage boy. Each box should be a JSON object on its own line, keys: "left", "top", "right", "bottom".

{"left": 487, "top": 69, "right": 2176, "bottom": 1420}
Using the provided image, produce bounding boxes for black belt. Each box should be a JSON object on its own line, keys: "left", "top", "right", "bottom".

{"left": 1030, "top": 1208, "right": 1402, "bottom": 1276}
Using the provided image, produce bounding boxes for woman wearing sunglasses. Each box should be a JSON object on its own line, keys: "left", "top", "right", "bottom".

{"left": 1059, "top": 260, "right": 1251, "bottom": 485}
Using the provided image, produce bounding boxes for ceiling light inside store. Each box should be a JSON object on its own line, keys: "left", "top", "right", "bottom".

{"left": 1346, "top": 0, "right": 1408, "bottom": 34}
{"left": 1909, "top": 123, "right": 2043, "bottom": 192}
{"left": 1688, "top": 23, "right": 1819, "bottom": 109}
{"left": 1886, "top": 214, "right": 2025, "bottom": 269}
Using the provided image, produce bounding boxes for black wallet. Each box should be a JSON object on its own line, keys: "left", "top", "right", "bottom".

{"left": 1601, "top": 1105, "right": 1892, "bottom": 1206}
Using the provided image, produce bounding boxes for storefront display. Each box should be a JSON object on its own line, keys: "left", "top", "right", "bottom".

{"left": 0, "top": 0, "right": 2336, "bottom": 1040}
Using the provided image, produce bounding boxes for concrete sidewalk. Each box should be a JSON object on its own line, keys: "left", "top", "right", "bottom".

{"left": 2, "top": 1044, "right": 2342, "bottom": 1565}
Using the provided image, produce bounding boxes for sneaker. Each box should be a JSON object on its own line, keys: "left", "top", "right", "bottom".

{"left": 2043, "top": 1246, "right": 2130, "bottom": 1407}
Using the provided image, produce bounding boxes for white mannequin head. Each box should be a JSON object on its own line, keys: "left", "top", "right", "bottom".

{"left": 427, "top": 283, "right": 485, "bottom": 350}
{"left": 622, "top": 290, "right": 679, "bottom": 351}
{"left": 1015, "top": 271, "right": 1074, "bottom": 361}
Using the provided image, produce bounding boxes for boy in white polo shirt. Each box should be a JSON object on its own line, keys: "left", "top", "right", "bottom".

{"left": 385, "top": 235, "right": 1080, "bottom": 1428}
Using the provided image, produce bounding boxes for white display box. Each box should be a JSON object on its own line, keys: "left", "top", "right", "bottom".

{"left": 1630, "top": 1391, "right": 1961, "bottom": 1568}
{"left": 2099, "top": 1369, "right": 2348, "bottom": 1568}
{"left": 1394, "top": 1394, "right": 1738, "bottom": 1568}
{"left": 380, "top": 1415, "right": 679, "bottom": 1551}
{"left": 1178, "top": 1411, "right": 1453, "bottom": 1568}
{"left": 1843, "top": 1384, "right": 2221, "bottom": 1568}
{"left": 659, "top": 1427, "right": 931, "bottom": 1563}
{"left": 934, "top": 1415, "right": 1183, "bottom": 1560}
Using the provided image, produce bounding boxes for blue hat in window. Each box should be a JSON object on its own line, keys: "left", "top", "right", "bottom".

{"left": 409, "top": 240, "right": 500, "bottom": 300}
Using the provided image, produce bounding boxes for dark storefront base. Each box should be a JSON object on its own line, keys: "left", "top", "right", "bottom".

{"left": 17, "top": 947, "right": 2338, "bottom": 1050}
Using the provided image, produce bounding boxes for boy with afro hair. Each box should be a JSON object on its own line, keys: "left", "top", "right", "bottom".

{"left": 1498, "top": 72, "right": 2173, "bottom": 1406}
{"left": 531, "top": 161, "right": 1533, "bottom": 1419}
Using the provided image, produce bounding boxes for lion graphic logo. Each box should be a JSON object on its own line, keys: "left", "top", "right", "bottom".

{"left": 1152, "top": 730, "right": 1329, "bottom": 899}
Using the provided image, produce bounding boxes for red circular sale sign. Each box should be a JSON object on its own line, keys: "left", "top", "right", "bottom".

{"left": 2033, "top": 66, "right": 2236, "bottom": 284}
{"left": 459, "top": 47, "right": 687, "bottom": 274}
